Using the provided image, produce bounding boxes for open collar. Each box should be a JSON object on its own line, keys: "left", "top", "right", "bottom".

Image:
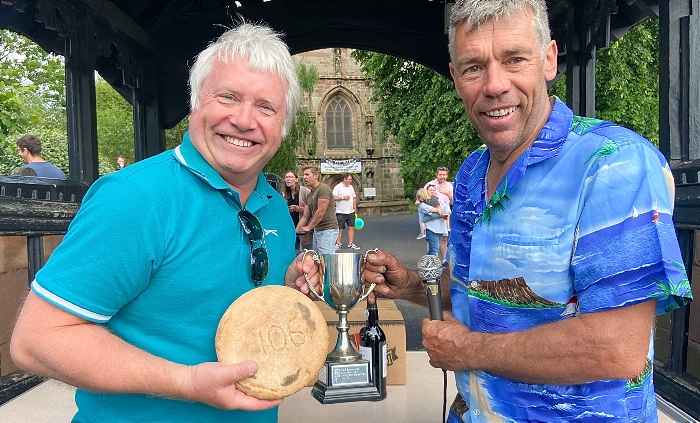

{"left": 172, "top": 132, "right": 278, "bottom": 212}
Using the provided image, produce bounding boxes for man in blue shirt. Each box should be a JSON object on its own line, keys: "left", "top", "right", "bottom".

{"left": 11, "top": 23, "right": 322, "bottom": 423}
{"left": 15, "top": 134, "right": 66, "bottom": 179}
{"left": 363, "top": 0, "right": 693, "bottom": 422}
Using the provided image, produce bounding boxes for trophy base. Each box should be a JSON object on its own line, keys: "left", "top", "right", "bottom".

{"left": 311, "top": 359, "right": 383, "bottom": 404}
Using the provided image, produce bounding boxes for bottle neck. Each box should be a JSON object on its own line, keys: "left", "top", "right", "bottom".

{"left": 367, "top": 306, "right": 378, "bottom": 326}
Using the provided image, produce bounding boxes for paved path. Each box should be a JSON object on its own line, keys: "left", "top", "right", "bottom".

{"left": 336, "top": 212, "right": 429, "bottom": 351}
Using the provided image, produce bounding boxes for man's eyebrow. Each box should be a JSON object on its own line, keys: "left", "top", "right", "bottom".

{"left": 503, "top": 46, "right": 535, "bottom": 56}
{"left": 456, "top": 46, "right": 535, "bottom": 65}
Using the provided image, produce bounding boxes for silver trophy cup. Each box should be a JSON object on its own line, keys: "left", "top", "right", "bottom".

{"left": 302, "top": 249, "right": 382, "bottom": 403}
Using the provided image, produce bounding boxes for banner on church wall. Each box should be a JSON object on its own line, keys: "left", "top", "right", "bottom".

{"left": 320, "top": 157, "right": 362, "bottom": 174}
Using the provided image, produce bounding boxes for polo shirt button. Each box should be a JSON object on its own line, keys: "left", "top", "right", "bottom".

{"left": 473, "top": 409, "right": 480, "bottom": 416}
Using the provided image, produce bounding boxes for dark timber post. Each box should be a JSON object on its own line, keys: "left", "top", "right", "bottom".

{"left": 565, "top": 0, "right": 596, "bottom": 118}
{"left": 64, "top": 19, "right": 99, "bottom": 185}
{"left": 133, "top": 59, "right": 166, "bottom": 161}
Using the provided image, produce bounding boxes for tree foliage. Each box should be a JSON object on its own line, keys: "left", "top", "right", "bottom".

{"left": 595, "top": 20, "right": 659, "bottom": 145}
{"left": 351, "top": 51, "right": 481, "bottom": 196}
{"left": 0, "top": 30, "right": 65, "bottom": 172}
{"left": 263, "top": 61, "right": 319, "bottom": 176}
{"left": 0, "top": 19, "right": 661, "bottom": 183}
{"left": 95, "top": 78, "right": 134, "bottom": 170}
{"left": 352, "top": 19, "right": 660, "bottom": 196}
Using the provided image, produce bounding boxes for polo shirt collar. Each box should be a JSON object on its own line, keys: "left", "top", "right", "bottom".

{"left": 172, "top": 132, "right": 277, "bottom": 212}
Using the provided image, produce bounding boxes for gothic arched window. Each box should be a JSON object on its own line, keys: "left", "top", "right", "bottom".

{"left": 326, "top": 96, "right": 353, "bottom": 150}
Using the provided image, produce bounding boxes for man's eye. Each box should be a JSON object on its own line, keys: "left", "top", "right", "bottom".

{"left": 258, "top": 104, "right": 276, "bottom": 116}
{"left": 218, "top": 94, "right": 236, "bottom": 103}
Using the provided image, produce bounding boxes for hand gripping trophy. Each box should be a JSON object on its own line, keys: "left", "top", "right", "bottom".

{"left": 302, "top": 249, "right": 383, "bottom": 403}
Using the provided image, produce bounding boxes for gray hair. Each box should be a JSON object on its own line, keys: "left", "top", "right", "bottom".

{"left": 448, "top": 0, "right": 551, "bottom": 63}
{"left": 189, "top": 23, "right": 301, "bottom": 138}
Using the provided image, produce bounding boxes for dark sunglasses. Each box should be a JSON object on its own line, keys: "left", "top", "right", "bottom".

{"left": 238, "top": 210, "right": 269, "bottom": 286}
{"left": 437, "top": 166, "right": 448, "bottom": 172}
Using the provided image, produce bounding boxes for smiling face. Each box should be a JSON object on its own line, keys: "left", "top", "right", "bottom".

{"left": 449, "top": 9, "right": 557, "bottom": 162}
{"left": 188, "top": 57, "right": 287, "bottom": 191}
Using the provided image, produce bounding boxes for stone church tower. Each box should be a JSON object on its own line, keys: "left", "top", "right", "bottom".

{"left": 292, "top": 48, "right": 408, "bottom": 216}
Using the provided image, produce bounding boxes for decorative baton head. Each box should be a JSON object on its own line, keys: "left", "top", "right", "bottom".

{"left": 417, "top": 255, "right": 443, "bottom": 281}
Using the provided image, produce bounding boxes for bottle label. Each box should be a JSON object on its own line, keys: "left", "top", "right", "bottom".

{"left": 381, "top": 342, "right": 387, "bottom": 377}
{"left": 359, "top": 345, "right": 372, "bottom": 368}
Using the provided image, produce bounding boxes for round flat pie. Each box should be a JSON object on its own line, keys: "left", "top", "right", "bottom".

{"left": 215, "top": 285, "right": 329, "bottom": 400}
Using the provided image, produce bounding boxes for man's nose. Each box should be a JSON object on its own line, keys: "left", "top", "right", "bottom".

{"left": 227, "top": 103, "right": 257, "bottom": 130}
{"left": 482, "top": 64, "right": 511, "bottom": 97}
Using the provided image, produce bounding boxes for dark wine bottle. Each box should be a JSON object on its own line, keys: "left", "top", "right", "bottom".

{"left": 359, "top": 300, "right": 388, "bottom": 400}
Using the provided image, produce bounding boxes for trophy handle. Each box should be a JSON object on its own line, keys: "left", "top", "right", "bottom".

{"left": 301, "top": 249, "right": 326, "bottom": 302}
{"left": 358, "top": 248, "right": 379, "bottom": 301}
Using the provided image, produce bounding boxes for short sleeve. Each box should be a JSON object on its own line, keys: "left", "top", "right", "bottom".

{"left": 571, "top": 138, "right": 691, "bottom": 315}
{"left": 33, "top": 175, "right": 164, "bottom": 322}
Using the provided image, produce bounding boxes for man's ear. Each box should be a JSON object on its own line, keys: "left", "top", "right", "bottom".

{"left": 543, "top": 40, "right": 558, "bottom": 82}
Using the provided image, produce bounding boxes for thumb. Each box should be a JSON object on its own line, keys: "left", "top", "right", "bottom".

{"left": 228, "top": 361, "right": 257, "bottom": 383}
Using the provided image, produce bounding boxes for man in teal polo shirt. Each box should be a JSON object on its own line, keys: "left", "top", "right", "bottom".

{"left": 11, "top": 23, "right": 320, "bottom": 422}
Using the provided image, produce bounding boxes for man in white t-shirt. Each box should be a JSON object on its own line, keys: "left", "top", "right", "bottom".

{"left": 332, "top": 173, "right": 360, "bottom": 250}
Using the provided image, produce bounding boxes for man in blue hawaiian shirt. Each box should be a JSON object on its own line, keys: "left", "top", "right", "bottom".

{"left": 364, "top": 0, "right": 693, "bottom": 422}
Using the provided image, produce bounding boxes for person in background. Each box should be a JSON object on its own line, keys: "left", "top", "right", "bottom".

{"left": 417, "top": 166, "right": 454, "bottom": 240}
{"left": 424, "top": 166, "right": 453, "bottom": 261}
{"left": 297, "top": 166, "right": 339, "bottom": 255}
{"left": 416, "top": 186, "right": 449, "bottom": 260}
{"left": 283, "top": 170, "right": 309, "bottom": 251}
{"left": 333, "top": 172, "right": 360, "bottom": 250}
{"left": 363, "top": 0, "right": 692, "bottom": 421}
{"left": 115, "top": 155, "right": 126, "bottom": 171}
{"left": 425, "top": 166, "right": 453, "bottom": 205}
{"left": 11, "top": 22, "right": 323, "bottom": 423}
{"left": 416, "top": 185, "right": 449, "bottom": 259}
{"left": 15, "top": 134, "right": 66, "bottom": 179}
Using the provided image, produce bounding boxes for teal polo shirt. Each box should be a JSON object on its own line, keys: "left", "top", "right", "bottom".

{"left": 33, "top": 132, "right": 295, "bottom": 422}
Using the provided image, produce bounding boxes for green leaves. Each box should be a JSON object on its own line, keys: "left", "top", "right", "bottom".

{"left": 263, "top": 61, "right": 319, "bottom": 176}
{"left": 352, "top": 19, "right": 660, "bottom": 198}
{"left": 595, "top": 20, "right": 659, "bottom": 145}
{"left": 0, "top": 30, "right": 60, "bottom": 173}
{"left": 352, "top": 50, "right": 480, "bottom": 197}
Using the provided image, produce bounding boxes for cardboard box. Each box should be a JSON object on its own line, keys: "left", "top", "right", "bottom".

{"left": 310, "top": 298, "right": 406, "bottom": 385}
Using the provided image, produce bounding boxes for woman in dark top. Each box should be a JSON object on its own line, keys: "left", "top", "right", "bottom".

{"left": 283, "top": 170, "right": 307, "bottom": 250}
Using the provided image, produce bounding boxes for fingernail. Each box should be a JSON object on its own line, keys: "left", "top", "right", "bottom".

{"left": 247, "top": 362, "right": 256, "bottom": 375}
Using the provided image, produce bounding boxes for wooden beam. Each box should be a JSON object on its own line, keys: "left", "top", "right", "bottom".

{"left": 80, "top": 0, "right": 156, "bottom": 52}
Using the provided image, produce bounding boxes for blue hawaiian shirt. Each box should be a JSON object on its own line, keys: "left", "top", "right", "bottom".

{"left": 447, "top": 98, "right": 692, "bottom": 422}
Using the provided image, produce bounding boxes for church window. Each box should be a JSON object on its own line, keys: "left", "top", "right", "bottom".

{"left": 326, "top": 96, "right": 353, "bottom": 149}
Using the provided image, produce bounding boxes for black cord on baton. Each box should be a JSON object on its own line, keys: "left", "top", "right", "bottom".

{"left": 442, "top": 368, "right": 448, "bottom": 422}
